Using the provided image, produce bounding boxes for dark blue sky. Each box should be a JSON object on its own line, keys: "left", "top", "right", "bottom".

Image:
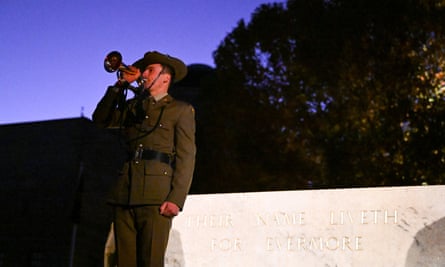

{"left": 0, "top": 0, "right": 283, "bottom": 124}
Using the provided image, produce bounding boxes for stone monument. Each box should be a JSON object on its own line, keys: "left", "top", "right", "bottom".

{"left": 164, "top": 185, "right": 445, "bottom": 267}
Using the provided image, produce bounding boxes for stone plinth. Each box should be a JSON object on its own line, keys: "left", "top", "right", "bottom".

{"left": 165, "top": 186, "right": 445, "bottom": 267}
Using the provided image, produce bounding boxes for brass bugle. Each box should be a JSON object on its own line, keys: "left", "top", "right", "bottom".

{"left": 104, "top": 51, "right": 138, "bottom": 75}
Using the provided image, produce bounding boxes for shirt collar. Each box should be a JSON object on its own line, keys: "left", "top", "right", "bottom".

{"left": 152, "top": 92, "right": 168, "bottom": 102}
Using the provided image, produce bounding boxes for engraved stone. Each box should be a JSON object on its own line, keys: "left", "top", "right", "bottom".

{"left": 165, "top": 186, "right": 445, "bottom": 267}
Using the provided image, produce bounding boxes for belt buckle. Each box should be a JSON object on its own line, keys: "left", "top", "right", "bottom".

{"left": 134, "top": 147, "right": 143, "bottom": 163}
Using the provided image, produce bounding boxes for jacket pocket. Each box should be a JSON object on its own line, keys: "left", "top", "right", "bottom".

{"left": 143, "top": 160, "right": 173, "bottom": 202}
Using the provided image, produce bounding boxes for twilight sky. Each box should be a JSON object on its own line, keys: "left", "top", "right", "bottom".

{"left": 0, "top": 0, "right": 283, "bottom": 124}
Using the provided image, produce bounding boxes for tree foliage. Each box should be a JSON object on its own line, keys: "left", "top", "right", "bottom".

{"left": 195, "top": 0, "right": 445, "bottom": 193}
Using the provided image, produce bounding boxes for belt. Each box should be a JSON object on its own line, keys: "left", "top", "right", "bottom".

{"left": 130, "top": 148, "right": 173, "bottom": 165}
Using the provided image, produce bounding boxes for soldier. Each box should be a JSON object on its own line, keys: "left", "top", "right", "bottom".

{"left": 93, "top": 51, "right": 196, "bottom": 267}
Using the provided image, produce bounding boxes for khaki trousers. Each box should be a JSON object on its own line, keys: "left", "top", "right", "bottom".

{"left": 113, "top": 205, "right": 172, "bottom": 267}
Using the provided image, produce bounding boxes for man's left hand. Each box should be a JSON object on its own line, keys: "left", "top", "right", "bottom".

{"left": 160, "top": 201, "right": 179, "bottom": 217}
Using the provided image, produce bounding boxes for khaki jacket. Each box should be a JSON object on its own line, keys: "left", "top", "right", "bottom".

{"left": 93, "top": 87, "right": 196, "bottom": 209}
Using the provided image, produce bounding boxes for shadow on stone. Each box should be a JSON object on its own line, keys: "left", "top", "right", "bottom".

{"left": 405, "top": 216, "right": 445, "bottom": 267}
{"left": 165, "top": 229, "right": 185, "bottom": 267}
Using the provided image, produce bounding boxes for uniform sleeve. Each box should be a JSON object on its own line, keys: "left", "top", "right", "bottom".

{"left": 166, "top": 103, "right": 196, "bottom": 210}
{"left": 92, "top": 86, "right": 125, "bottom": 128}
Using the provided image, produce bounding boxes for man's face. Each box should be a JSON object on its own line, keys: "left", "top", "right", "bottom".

{"left": 142, "top": 63, "right": 170, "bottom": 96}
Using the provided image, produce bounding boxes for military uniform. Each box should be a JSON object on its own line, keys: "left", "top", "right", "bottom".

{"left": 94, "top": 91, "right": 195, "bottom": 207}
{"left": 93, "top": 51, "right": 195, "bottom": 267}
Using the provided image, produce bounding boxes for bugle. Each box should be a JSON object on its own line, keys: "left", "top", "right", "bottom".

{"left": 103, "top": 51, "right": 144, "bottom": 94}
{"left": 104, "top": 51, "right": 138, "bottom": 75}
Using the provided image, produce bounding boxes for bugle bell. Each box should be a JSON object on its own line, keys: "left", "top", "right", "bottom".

{"left": 104, "top": 51, "right": 138, "bottom": 75}
{"left": 103, "top": 51, "right": 144, "bottom": 94}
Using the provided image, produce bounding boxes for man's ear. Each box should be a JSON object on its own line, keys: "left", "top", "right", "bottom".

{"left": 164, "top": 74, "right": 171, "bottom": 84}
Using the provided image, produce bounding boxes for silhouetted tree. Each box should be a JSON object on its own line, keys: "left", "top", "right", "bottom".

{"left": 204, "top": 0, "right": 445, "bottom": 191}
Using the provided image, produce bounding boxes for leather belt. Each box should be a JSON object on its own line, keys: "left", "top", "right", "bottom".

{"left": 130, "top": 148, "right": 172, "bottom": 165}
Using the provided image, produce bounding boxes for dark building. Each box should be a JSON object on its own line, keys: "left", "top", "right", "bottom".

{"left": 0, "top": 64, "right": 214, "bottom": 266}
{"left": 0, "top": 117, "right": 128, "bottom": 266}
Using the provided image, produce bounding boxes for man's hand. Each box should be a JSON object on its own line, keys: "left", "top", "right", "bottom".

{"left": 160, "top": 201, "right": 179, "bottom": 217}
{"left": 121, "top": 65, "right": 141, "bottom": 84}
